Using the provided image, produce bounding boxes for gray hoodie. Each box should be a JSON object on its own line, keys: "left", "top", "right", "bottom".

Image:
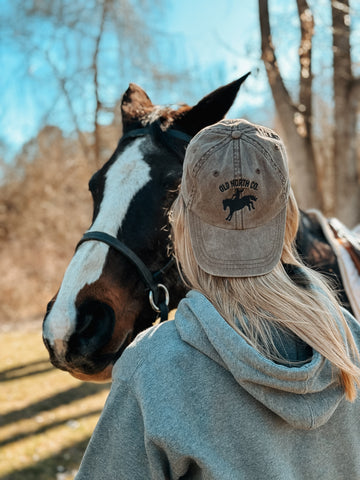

{"left": 75, "top": 290, "right": 360, "bottom": 480}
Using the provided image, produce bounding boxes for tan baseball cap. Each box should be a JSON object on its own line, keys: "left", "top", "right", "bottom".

{"left": 180, "top": 119, "right": 290, "bottom": 277}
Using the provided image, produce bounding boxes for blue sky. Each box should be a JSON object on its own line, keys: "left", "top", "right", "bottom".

{"left": 164, "top": 0, "right": 258, "bottom": 71}
{"left": 0, "top": 0, "right": 358, "bottom": 162}
{"left": 162, "top": 0, "right": 264, "bottom": 112}
{"left": 0, "top": 0, "right": 266, "bottom": 160}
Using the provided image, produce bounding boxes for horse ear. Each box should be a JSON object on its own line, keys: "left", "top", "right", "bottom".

{"left": 174, "top": 72, "right": 251, "bottom": 137}
{"left": 121, "top": 83, "right": 154, "bottom": 131}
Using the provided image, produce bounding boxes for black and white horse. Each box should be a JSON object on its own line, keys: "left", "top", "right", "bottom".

{"left": 42, "top": 75, "right": 355, "bottom": 382}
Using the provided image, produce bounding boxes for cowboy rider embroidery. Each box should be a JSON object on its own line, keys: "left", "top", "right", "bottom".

{"left": 223, "top": 188, "right": 257, "bottom": 221}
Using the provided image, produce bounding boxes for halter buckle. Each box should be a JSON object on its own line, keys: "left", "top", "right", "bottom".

{"left": 149, "top": 284, "right": 170, "bottom": 313}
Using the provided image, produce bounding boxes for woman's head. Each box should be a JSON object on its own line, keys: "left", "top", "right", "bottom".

{"left": 171, "top": 119, "right": 299, "bottom": 283}
{"left": 177, "top": 119, "right": 291, "bottom": 278}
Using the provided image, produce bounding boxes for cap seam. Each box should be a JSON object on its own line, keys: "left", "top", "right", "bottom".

{"left": 233, "top": 134, "right": 241, "bottom": 230}
{"left": 191, "top": 135, "right": 232, "bottom": 177}
{"left": 190, "top": 208, "right": 284, "bottom": 268}
{"left": 240, "top": 134, "right": 288, "bottom": 191}
{"left": 196, "top": 239, "right": 279, "bottom": 267}
{"left": 188, "top": 136, "right": 233, "bottom": 208}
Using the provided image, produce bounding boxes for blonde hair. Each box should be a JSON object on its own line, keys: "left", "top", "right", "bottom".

{"left": 170, "top": 189, "right": 360, "bottom": 401}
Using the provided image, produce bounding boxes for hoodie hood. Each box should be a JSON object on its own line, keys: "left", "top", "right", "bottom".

{"left": 175, "top": 290, "right": 346, "bottom": 430}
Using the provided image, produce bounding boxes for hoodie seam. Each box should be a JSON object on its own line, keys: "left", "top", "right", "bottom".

{"left": 299, "top": 394, "right": 316, "bottom": 429}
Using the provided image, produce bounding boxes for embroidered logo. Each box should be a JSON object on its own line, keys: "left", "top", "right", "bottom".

{"left": 222, "top": 188, "right": 257, "bottom": 221}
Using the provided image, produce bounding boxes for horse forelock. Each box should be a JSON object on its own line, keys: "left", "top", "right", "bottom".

{"left": 141, "top": 104, "right": 190, "bottom": 129}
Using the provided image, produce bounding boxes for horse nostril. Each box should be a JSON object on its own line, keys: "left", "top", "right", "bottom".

{"left": 71, "top": 300, "right": 116, "bottom": 355}
{"left": 46, "top": 301, "right": 53, "bottom": 314}
{"left": 44, "top": 299, "right": 56, "bottom": 319}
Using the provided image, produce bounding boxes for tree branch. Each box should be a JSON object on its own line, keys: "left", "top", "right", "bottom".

{"left": 92, "top": 1, "right": 108, "bottom": 167}
{"left": 44, "top": 50, "right": 91, "bottom": 162}
{"left": 296, "top": 0, "right": 314, "bottom": 138}
{"left": 258, "top": 0, "right": 295, "bottom": 123}
{"left": 332, "top": 0, "right": 352, "bottom": 102}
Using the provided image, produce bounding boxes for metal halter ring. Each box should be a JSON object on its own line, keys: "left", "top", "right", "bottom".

{"left": 149, "top": 284, "right": 170, "bottom": 313}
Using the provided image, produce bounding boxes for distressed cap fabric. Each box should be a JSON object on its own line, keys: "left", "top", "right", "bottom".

{"left": 180, "top": 119, "right": 290, "bottom": 277}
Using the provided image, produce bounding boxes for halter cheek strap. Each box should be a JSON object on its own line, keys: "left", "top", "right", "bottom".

{"left": 76, "top": 231, "right": 174, "bottom": 322}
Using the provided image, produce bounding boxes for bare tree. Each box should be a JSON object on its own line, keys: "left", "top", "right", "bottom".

{"left": 0, "top": 0, "right": 181, "bottom": 168}
{"left": 332, "top": 0, "right": 360, "bottom": 225}
{"left": 259, "top": 0, "right": 360, "bottom": 226}
{"left": 259, "top": 0, "right": 322, "bottom": 211}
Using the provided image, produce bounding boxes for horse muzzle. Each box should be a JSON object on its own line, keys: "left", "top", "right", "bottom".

{"left": 43, "top": 299, "right": 131, "bottom": 380}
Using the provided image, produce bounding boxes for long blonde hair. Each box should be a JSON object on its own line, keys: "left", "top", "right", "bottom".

{"left": 170, "top": 189, "right": 360, "bottom": 401}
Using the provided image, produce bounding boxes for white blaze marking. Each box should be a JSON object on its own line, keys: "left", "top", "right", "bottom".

{"left": 43, "top": 138, "right": 151, "bottom": 347}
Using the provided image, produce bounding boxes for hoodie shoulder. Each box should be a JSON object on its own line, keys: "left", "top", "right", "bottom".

{"left": 112, "top": 319, "right": 191, "bottom": 383}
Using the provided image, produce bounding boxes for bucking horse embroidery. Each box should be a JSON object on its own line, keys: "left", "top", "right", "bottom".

{"left": 223, "top": 188, "right": 257, "bottom": 221}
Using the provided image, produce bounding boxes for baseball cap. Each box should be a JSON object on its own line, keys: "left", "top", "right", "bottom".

{"left": 180, "top": 119, "right": 290, "bottom": 277}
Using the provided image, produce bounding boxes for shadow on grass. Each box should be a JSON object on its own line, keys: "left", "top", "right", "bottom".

{"left": 0, "top": 383, "right": 109, "bottom": 429}
{"left": 0, "top": 437, "right": 89, "bottom": 480}
{"left": 0, "top": 360, "right": 54, "bottom": 383}
{"left": 0, "top": 408, "right": 103, "bottom": 448}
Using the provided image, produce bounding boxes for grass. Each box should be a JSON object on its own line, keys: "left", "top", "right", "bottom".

{"left": 0, "top": 324, "right": 110, "bottom": 480}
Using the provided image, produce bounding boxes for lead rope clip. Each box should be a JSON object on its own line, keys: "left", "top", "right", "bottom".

{"left": 149, "top": 284, "right": 170, "bottom": 321}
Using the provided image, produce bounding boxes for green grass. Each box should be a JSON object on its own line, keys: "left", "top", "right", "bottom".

{"left": 0, "top": 326, "right": 110, "bottom": 480}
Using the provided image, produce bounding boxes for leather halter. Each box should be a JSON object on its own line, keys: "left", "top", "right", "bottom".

{"left": 76, "top": 123, "right": 192, "bottom": 321}
{"left": 121, "top": 120, "right": 192, "bottom": 160}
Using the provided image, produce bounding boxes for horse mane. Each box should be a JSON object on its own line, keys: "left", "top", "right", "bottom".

{"left": 142, "top": 105, "right": 192, "bottom": 129}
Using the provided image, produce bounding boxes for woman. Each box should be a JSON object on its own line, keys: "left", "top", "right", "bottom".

{"left": 75, "top": 119, "right": 360, "bottom": 479}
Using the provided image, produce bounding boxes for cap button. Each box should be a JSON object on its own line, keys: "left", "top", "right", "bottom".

{"left": 231, "top": 131, "right": 241, "bottom": 139}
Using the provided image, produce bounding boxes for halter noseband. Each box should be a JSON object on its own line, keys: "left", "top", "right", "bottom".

{"left": 76, "top": 231, "right": 174, "bottom": 321}
{"left": 76, "top": 124, "right": 192, "bottom": 322}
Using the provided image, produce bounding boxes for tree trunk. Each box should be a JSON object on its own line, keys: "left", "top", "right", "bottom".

{"left": 332, "top": 0, "right": 360, "bottom": 227}
{"left": 92, "top": 1, "right": 108, "bottom": 168}
{"left": 258, "top": 0, "right": 322, "bottom": 211}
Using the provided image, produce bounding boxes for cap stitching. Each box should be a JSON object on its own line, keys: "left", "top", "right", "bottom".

{"left": 191, "top": 208, "right": 284, "bottom": 268}
{"left": 197, "top": 230, "right": 280, "bottom": 267}
{"left": 189, "top": 124, "right": 235, "bottom": 145}
{"left": 188, "top": 136, "right": 233, "bottom": 208}
{"left": 191, "top": 135, "right": 232, "bottom": 177}
{"left": 241, "top": 134, "right": 288, "bottom": 189}
{"left": 233, "top": 136, "right": 241, "bottom": 230}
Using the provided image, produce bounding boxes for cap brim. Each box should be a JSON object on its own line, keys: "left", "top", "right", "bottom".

{"left": 187, "top": 206, "right": 287, "bottom": 277}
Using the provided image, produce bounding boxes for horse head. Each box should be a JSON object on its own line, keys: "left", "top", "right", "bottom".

{"left": 42, "top": 74, "right": 250, "bottom": 381}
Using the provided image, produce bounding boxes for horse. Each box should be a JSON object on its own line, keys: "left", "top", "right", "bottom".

{"left": 42, "top": 74, "right": 252, "bottom": 381}
{"left": 223, "top": 192, "right": 257, "bottom": 221}
{"left": 42, "top": 74, "right": 358, "bottom": 382}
